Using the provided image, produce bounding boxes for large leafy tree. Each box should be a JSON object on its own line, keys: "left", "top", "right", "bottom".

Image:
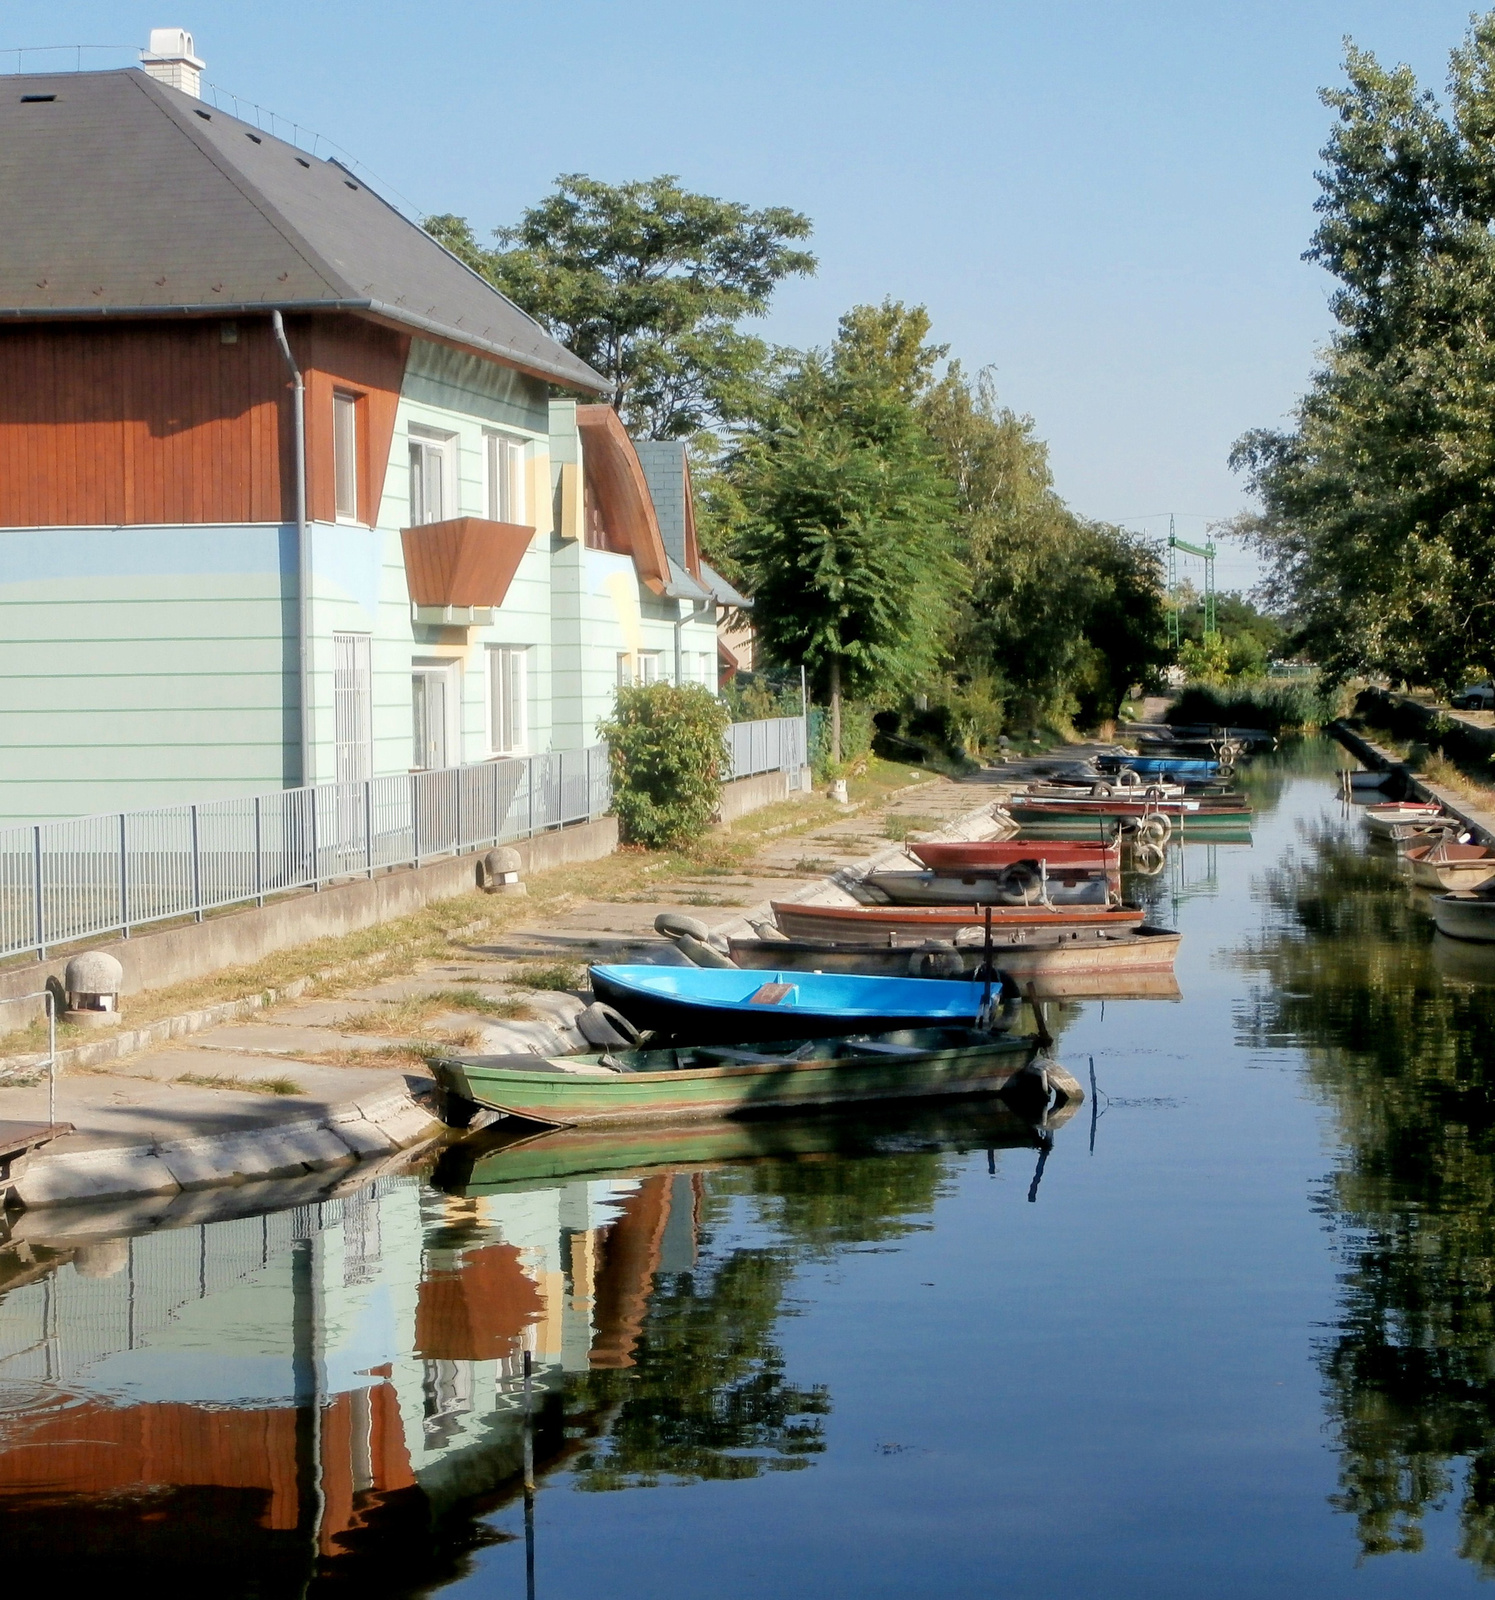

{"left": 426, "top": 175, "right": 814, "bottom": 439}
{"left": 1234, "top": 14, "right": 1495, "bottom": 688}
{"left": 724, "top": 302, "right": 959, "bottom": 761}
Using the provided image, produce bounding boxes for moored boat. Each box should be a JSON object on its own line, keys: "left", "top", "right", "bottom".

{"left": 589, "top": 963, "right": 1020, "bottom": 1042}
{"left": 1404, "top": 838, "right": 1495, "bottom": 892}
{"left": 1095, "top": 755, "right": 1223, "bottom": 777}
{"left": 769, "top": 899, "right": 1145, "bottom": 943}
{"left": 851, "top": 869, "right": 1111, "bottom": 907}
{"left": 1432, "top": 890, "right": 1495, "bottom": 943}
{"left": 1363, "top": 801, "right": 1444, "bottom": 839}
{"left": 429, "top": 1026, "right": 1073, "bottom": 1128}
{"left": 910, "top": 839, "right": 1121, "bottom": 875}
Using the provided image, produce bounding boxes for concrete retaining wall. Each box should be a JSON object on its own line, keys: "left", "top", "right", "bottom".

{"left": 0, "top": 816, "right": 618, "bottom": 1035}
{"left": 717, "top": 768, "right": 807, "bottom": 825}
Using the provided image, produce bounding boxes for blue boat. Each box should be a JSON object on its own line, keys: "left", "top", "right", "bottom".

{"left": 1097, "top": 755, "right": 1222, "bottom": 777}
{"left": 589, "top": 964, "right": 1016, "bottom": 1043}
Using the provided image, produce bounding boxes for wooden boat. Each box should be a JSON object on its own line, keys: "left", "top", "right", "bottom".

{"left": 434, "top": 1096, "right": 1073, "bottom": 1196}
{"left": 851, "top": 870, "right": 1111, "bottom": 907}
{"left": 588, "top": 963, "right": 1018, "bottom": 1042}
{"left": 430, "top": 1026, "right": 1069, "bottom": 1128}
{"left": 769, "top": 899, "right": 1145, "bottom": 943}
{"left": 1095, "top": 755, "right": 1222, "bottom": 777}
{"left": 1363, "top": 801, "right": 1444, "bottom": 839}
{"left": 1431, "top": 891, "right": 1495, "bottom": 943}
{"left": 1404, "top": 838, "right": 1495, "bottom": 892}
{"left": 726, "top": 926, "right": 1183, "bottom": 985}
{"left": 911, "top": 839, "right": 1121, "bottom": 875}
{"left": 1347, "top": 768, "right": 1393, "bottom": 792}
{"left": 999, "top": 797, "right": 1252, "bottom": 836}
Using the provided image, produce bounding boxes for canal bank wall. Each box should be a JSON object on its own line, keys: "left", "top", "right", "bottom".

{"left": 1330, "top": 719, "right": 1495, "bottom": 844}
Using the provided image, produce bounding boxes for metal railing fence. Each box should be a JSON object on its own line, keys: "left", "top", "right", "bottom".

{"left": 1, "top": 745, "right": 611, "bottom": 962}
{"left": 0, "top": 717, "right": 806, "bottom": 963}
{"left": 727, "top": 715, "right": 808, "bottom": 781}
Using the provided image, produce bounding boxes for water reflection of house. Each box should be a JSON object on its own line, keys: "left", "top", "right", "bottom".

{"left": 0, "top": 1170, "right": 695, "bottom": 1582}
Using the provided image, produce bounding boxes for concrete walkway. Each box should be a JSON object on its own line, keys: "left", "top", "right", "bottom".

{"left": 2, "top": 769, "right": 1030, "bottom": 1211}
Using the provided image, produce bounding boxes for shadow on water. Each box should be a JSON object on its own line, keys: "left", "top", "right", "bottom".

{"left": 1235, "top": 807, "right": 1495, "bottom": 1572}
{"left": 0, "top": 1097, "right": 1061, "bottom": 1595}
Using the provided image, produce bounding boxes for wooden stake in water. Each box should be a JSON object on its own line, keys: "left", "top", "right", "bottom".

{"left": 523, "top": 1347, "right": 535, "bottom": 1599}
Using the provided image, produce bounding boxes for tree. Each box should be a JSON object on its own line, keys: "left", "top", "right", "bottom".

{"left": 426, "top": 176, "right": 814, "bottom": 439}
{"left": 1233, "top": 13, "right": 1495, "bottom": 689}
{"left": 724, "top": 303, "right": 959, "bottom": 762}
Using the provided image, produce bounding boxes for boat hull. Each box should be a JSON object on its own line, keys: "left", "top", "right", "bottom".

{"left": 432, "top": 1028, "right": 1056, "bottom": 1127}
{"left": 854, "top": 870, "right": 1110, "bottom": 907}
{"left": 911, "top": 840, "right": 1120, "bottom": 874}
{"left": 770, "top": 900, "right": 1144, "bottom": 942}
{"left": 1405, "top": 841, "right": 1495, "bottom": 892}
{"left": 1364, "top": 806, "right": 1443, "bottom": 838}
{"left": 1432, "top": 895, "right": 1495, "bottom": 942}
{"left": 1001, "top": 802, "right": 1252, "bottom": 835}
{"left": 589, "top": 964, "right": 1014, "bottom": 1043}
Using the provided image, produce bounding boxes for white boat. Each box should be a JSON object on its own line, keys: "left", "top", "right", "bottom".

{"left": 1404, "top": 839, "right": 1495, "bottom": 892}
{"left": 1347, "top": 768, "right": 1393, "bottom": 792}
{"left": 1363, "top": 802, "right": 1444, "bottom": 839}
{"left": 1432, "top": 892, "right": 1495, "bottom": 942}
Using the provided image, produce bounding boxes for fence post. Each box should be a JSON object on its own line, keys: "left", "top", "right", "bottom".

{"left": 456, "top": 765, "right": 464, "bottom": 855}
{"left": 493, "top": 758, "right": 501, "bottom": 844}
{"left": 528, "top": 755, "right": 535, "bottom": 837}
{"left": 254, "top": 796, "right": 264, "bottom": 907}
{"left": 309, "top": 788, "right": 321, "bottom": 891}
{"left": 412, "top": 774, "right": 422, "bottom": 868}
{"left": 190, "top": 803, "right": 203, "bottom": 922}
{"left": 365, "top": 780, "right": 374, "bottom": 879}
{"left": 119, "top": 812, "right": 130, "bottom": 938}
{"left": 32, "top": 824, "right": 45, "bottom": 961}
{"left": 586, "top": 745, "right": 594, "bottom": 821}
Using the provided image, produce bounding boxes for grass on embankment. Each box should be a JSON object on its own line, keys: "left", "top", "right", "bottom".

{"left": 0, "top": 760, "right": 941, "bottom": 1063}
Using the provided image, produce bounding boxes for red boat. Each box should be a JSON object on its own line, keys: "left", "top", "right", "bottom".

{"left": 911, "top": 839, "right": 1121, "bottom": 876}
{"left": 771, "top": 900, "right": 1145, "bottom": 943}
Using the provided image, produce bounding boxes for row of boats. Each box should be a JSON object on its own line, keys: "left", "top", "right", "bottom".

{"left": 1358, "top": 787, "right": 1495, "bottom": 940}
{"left": 432, "top": 728, "right": 1264, "bottom": 1136}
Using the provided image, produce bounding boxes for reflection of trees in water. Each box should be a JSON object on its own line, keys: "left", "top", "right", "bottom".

{"left": 1239, "top": 820, "right": 1495, "bottom": 1567}
{"left": 565, "top": 1143, "right": 957, "bottom": 1489}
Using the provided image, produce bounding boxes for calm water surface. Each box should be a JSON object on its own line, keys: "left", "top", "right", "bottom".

{"left": 3, "top": 739, "right": 1492, "bottom": 1596}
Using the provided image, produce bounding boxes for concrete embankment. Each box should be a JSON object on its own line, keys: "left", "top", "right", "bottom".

{"left": 2, "top": 770, "right": 1013, "bottom": 1212}
{"left": 1331, "top": 719, "right": 1495, "bottom": 843}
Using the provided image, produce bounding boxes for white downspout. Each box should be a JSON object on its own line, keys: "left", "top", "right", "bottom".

{"left": 271, "top": 311, "right": 312, "bottom": 788}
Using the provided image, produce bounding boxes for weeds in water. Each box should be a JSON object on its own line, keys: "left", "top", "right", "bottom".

{"left": 175, "top": 1071, "right": 304, "bottom": 1095}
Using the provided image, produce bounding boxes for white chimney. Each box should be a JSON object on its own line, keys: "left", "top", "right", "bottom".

{"left": 141, "top": 27, "right": 205, "bottom": 98}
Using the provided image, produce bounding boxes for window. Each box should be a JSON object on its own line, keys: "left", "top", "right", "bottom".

{"left": 697, "top": 651, "right": 713, "bottom": 688}
{"left": 488, "top": 645, "right": 528, "bottom": 754}
{"left": 408, "top": 426, "right": 455, "bottom": 526}
{"left": 486, "top": 431, "right": 527, "bottom": 524}
{"left": 618, "top": 650, "right": 663, "bottom": 688}
{"left": 411, "top": 661, "right": 456, "bottom": 770}
{"left": 333, "top": 391, "right": 360, "bottom": 521}
{"left": 333, "top": 633, "right": 372, "bottom": 784}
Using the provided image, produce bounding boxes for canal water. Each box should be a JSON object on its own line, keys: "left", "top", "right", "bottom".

{"left": 2, "top": 738, "right": 1492, "bottom": 1596}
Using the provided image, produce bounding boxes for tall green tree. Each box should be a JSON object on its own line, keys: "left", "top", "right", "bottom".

{"left": 1234, "top": 13, "right": 1495, "bottom": 689}
{"left": 724, "top": 302, "right": 959, "bottom": 761}
{"left": 426, "top": 175, "right": 814, "bottom": 439}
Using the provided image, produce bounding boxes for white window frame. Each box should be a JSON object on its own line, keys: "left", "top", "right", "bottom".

{"left": 408, "top": 424, "right": 457, "bottom": 527}
{"left": 617, "top": 652, "right": 634, "bottom": 689}
{"left": 487, "top": 644, "right": 529, "bottom": 755}
{"left": 411, "top": 658, "right": 459, "bottom": 771}
{"left": 333, "top": 633, "right": 372, "bottom": 784}
{"left": 485, "top": 429, "right": 528, "bottom": 525}
{"left": 639, "top": 650, "right": 663, "bottom": 685}
{"left": 333, "top": 390, "right": 360, "bottom": 523}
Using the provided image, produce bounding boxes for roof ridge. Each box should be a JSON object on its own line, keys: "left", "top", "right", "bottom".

{"left": 127, "top": 70, "right": 353, "bottom": 303}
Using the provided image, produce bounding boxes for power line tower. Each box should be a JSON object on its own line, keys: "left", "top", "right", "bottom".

{"left": 1167, "top": 516, "right": 1217, "bottom": 650}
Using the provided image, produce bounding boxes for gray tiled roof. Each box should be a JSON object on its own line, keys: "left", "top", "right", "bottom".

{"left": 0, "top": 68, "right": 607, "bottom": 393}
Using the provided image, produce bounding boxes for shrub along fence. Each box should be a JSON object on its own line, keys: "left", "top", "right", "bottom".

{"left": 0, "top": 717, "right": 807, "bottom": 962}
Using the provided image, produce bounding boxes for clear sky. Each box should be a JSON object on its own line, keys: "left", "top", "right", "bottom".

{"left": 4, "top": 2, "right": 1484, "bottom": 592}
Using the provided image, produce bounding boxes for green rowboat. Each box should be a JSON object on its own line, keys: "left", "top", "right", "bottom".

{"left": 430, "top": 1026, "right": 1075, "bottom": 1130}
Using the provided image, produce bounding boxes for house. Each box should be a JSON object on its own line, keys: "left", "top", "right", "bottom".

{"left": 0, "top": 31, "right": 726, "bottom": 828}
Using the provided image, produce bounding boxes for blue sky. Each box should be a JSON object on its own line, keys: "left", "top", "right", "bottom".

{"left": 4, "top": 2, "right": 1483, "bottom": 591}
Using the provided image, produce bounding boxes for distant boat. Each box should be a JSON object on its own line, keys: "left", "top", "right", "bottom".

{"left": 769, "top": 900, "right": 1145, "bottom": 943}
{"left": 1347, "top": 768, "right": 1393, "bottom": 792}
{"left": 1362, "top": 801, "right": 1444, "bottom": 839}
{"left": 1404, "top": 838, "right": 1495, "bottom": 892}
{"left": 429, "top": 1027, "right": 1074, "bottom": 1128}
{"left": 911, "top": 839, "right": 1121, "bottom": 876}
{"left": 726, "top": 925, "right": 1183, "bottom": 988}
{"left": 1432, "top": 891, "right": 1495, "bottom": 943}
{"left": 588, "top": 964, "right": 1018, "bottom": 1042}
{"left": 850, "top": 870, "right": 1111, "bottom": 907}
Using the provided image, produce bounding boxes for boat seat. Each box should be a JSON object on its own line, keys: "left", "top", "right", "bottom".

{"left": 848, "top": 1040, "right": 924, "bottom": 1056}
{"left": 695, "top": 1047, "right": 802, "bottom": 1067}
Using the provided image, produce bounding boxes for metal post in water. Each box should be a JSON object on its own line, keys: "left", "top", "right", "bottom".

{"left": 1089, "top": 1055, "right": 1098, "bottom": 1154}
{"left": 523, "top": 1346, "right": 536, "bottom": 1599}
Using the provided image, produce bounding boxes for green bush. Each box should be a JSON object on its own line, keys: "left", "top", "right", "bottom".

{"left": 599, "top": 683, "right": 731, "bottom": 847}
{"left": 1168, "top": 678, "right": 1346, "bottom": 731}
{"left": 809, "top": 701, "right": 874, "bottom": 779}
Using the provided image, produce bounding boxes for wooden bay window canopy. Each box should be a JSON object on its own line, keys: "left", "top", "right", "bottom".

{"left": 401, "top": 516, "right": 534, "bottom": 622}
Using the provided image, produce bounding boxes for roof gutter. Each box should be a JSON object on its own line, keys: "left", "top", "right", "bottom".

{"left": 270, "top": 310, "right": 312, "bottom": 791}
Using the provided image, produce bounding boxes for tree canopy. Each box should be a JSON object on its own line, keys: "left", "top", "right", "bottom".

{"left": 1234, "top": 12, "right": 1495, "bottom": 689}
{"left": 426, "top": 174, "right": 814, "bottom": 439}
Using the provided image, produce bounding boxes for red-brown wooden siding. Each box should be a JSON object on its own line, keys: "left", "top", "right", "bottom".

{"left": 0, "top": 314, "right": 408, "bottom": 527}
